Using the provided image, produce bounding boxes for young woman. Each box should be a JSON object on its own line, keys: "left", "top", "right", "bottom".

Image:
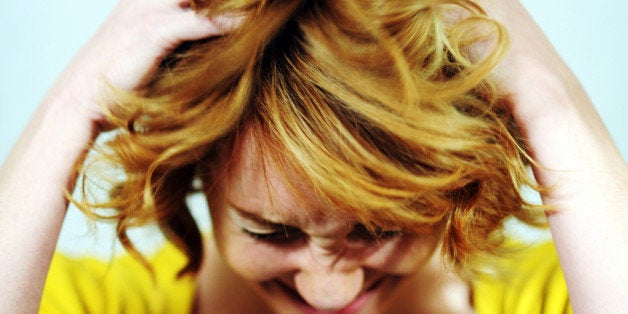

{"left": 1, "top": 0, "right": 626, "bottom": 313}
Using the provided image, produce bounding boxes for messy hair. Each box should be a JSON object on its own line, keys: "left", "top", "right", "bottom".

{"left": 77, "top": 0, "right": 545, "bottom": 278}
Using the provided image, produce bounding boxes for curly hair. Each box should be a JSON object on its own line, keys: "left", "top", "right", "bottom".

{"left": 76, "top": 0, "right": 546, "bottom": 278}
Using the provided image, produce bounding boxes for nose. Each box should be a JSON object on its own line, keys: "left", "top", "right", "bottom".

{"left": 294, "top": 266, "right": 364, "bottom": 312}
{"left": 293, "top": 237, "right": 364, "bottom": 311}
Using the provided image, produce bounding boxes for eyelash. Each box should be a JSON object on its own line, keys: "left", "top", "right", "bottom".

{"left": 348, "top": 225, "right": 402, "bottom": 243}
{"left": 242, "top": 225, "right": 403, "bottom": 243}
{"left": 242, "top": 229, "right": 302, "bottom": 242}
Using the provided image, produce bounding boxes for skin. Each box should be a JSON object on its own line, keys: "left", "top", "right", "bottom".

{"left": 0, "top": 0, "right": 240, "bottom": 311}
{"left": 0, "top": 0, "right": 626, "bottom": 312}
{"left": 476, "top": 1, "right": 628, "bottom": 311}
{"left": 197, "top": 131, "right": 473, "bottom": 313}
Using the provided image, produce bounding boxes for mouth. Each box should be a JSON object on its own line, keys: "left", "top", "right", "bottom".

{"left": 268, "top": 276, "right": 390, "bottom": 314}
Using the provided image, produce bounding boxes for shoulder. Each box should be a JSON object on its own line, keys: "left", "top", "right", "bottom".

{"left": 40, "top": 243, "right": 196, "bottom": 313}
{"left": 472, "top": 241, "right": 572, "bottom": 314}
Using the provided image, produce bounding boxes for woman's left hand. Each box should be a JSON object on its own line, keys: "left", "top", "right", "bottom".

{"left": 475, "top": 0, "right": 628, "bottom": 311}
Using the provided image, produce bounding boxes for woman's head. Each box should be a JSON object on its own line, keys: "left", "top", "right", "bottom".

{"left": 81, "top": 0, "right": 544, "bottom": 279}
{"left": 206, "top": 128, "right": 447, "bottom": 312}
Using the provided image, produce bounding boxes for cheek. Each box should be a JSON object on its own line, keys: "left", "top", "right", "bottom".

{"left": 228, "top": 241, "right": 291, "bottom": 280}
{"left": 363, "top": 234, "right": 443, "bottom": 275}
{"left": 211, "top": 214, "right": 293, "bottom": 282}
{"left": 217, "top": 236, "right": 439, "bottom": 285}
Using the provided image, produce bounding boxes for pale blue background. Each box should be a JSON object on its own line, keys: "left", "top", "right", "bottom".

{"left": 1, "top": 1, "right": 626, "bottom": 256}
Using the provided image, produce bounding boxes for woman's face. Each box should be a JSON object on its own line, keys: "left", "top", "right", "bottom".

{"left": 207, "top": 132, "right": 445, "bottom": 314}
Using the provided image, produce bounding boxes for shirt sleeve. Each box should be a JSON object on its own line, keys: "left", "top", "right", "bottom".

{"left": 40, "top": 244, "right": 196, "bottom": 313}
{"left": 473, "top": 241, "right": 572, "bottom": 314}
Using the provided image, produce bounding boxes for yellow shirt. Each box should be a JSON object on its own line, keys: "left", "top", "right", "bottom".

{"left": 41, "top": 242, "right": 571, "bottom": 313}
{"left": 41, "top": 245, "right": 195, "bottom": 313}
{"left": 472, "top": 242, "right": 572, "bottom": 313}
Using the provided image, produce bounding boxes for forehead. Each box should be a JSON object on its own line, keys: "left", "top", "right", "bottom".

{"left": 219, "top": 129, "right": 341, "bottom": 224}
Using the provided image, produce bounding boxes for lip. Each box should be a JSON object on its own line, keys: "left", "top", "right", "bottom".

{"left": 271, "top": 277, "right": 387, "bottom": 314}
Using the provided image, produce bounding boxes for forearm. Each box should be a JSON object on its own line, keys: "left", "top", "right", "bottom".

{"left": 0, "top": 3, "right": 237, "bottom": 310}
{"left": 522, "top": 83, "right": 628, "bottom": 312}
{"left": 0, "top": 88, "right": 97, "bottom": 311}
{"left": 473, "top": 0, "right": 628, "bottom": 311}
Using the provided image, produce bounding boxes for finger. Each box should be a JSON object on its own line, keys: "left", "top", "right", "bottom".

{"left": 169, "top": 10, "right": 246, "bottom": 42}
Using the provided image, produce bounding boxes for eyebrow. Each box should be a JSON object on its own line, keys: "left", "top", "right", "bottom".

{"left": 229, "top": 203, "right": 296, "bottom": 229}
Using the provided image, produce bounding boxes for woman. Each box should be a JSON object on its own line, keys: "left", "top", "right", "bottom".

{"left": 1, "top": 0, "right": 626, "bottom": 313}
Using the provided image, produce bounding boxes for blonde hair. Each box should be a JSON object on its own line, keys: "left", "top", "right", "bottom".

{"left": 78, "top": 0, "right": 545, "bottom": 278}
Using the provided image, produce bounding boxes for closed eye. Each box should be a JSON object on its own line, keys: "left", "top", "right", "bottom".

{"left": 242, "top": 227, "right": 304, "bottom": 243}
{"left": 347, "top": 223, "right": 403, "bottom": 243}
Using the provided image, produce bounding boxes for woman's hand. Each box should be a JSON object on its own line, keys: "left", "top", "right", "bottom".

{"left": 476, "top": 0, "right": 628, "bottom": 311}
{"left": 57, "top": 0, "right": 241, "bottom": 123}
{"left": 477, "top": 0, "right": 625, "bottom": 178}
{"left": 0, "top": 1, "right": 237, "bottom": 311}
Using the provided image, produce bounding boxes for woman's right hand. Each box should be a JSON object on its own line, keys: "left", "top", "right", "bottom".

{"left": 57, "top": 0, "right": 241, "bottom": 124}
{"left": 0, "top": 1, "right": 238, "bottom": 311}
